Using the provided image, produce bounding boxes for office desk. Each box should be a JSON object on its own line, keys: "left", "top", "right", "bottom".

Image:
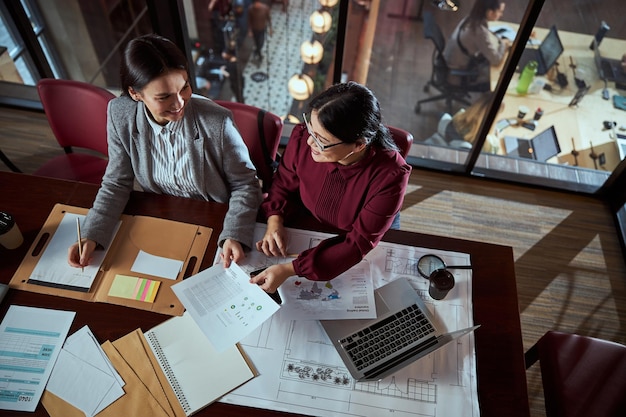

{"left": 0, "top": 172, "right": 529, "bottom": 417}
{"left": 492, "top": 25, "right": 626, "bottom": 170}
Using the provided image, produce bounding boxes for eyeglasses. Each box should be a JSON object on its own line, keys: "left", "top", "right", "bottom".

{"left": 302, "top": 113, "right": 345, "bottom": 152}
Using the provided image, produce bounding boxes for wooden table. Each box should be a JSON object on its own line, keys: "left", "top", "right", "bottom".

{"left": 0, "top": 172, "right": 529, "bottom": 417}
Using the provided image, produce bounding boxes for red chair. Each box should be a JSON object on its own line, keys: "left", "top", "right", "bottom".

{"left": 525, "top": 330, "right": 626, "bottom": 417}
{"left": 215, "top": 100, "right": 283, "bottom": 193}
{"left": 35, "top": 78, "right": 115, "bottom": 184}
{"left": 387, "top": 125, "right": 413, "bottom": 159}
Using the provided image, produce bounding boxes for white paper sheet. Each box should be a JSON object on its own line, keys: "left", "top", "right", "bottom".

{"left": 29, "top": 213, "right": 119, "bottom": 291}
{"left": 171, "top": 262, "right": 280, "bottom": 352}
{"left": 215, "top": 224, "right": 378, "bottom": 320}
{"left": 47, "top": 325, "right": 125, "bottom": 416}
{"left": 130, "top": 250, "right": 183, "bottom": 280}
{"left": 0, "top": 305, "right": 75, "bottom": 412}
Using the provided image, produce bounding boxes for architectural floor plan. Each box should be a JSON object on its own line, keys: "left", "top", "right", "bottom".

{"left": 219, "top": 224, "right": 479, "bottom": 417}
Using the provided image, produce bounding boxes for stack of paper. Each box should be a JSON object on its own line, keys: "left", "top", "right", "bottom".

{"left": 46, "top": 326, "right": 125, "bottom": 416}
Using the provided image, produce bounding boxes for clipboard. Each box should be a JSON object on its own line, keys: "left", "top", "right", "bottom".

{"left": 9, "top": 204, "right": 212, "bottom": 316}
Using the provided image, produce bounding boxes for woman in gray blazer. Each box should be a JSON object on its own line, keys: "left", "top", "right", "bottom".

{"left": 68, "top": 34, "right": 261, "bottom": 269}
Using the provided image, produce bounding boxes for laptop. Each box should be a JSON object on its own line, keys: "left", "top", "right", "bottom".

{"left": 504, "top": 125, "right": 561, "bottom": 162}
{"left": 320, "top": 277, "right": 479, "bottom": 382}
{"left": 592, "top": 38, "right": 626, "bottom": 88}
{"left": 517, "top": 25, "right": 564, "bottom": 75}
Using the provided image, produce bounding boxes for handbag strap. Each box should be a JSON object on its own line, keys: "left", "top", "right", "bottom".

{"left": 456, "top": 18, "right": 472, "bottom": 57}
{"left": 256, "top": 109, "right": 279, "bottom": 171}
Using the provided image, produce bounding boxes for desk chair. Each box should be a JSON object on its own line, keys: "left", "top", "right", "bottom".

{"left": 387, "top": 125, "right": 413, "bottom": 159}
{"left": 35, "top": 79, "right": 115, "bottom": 184}
{"left": 415, "top": 12, "right": 483, "bottom": 114}
{"left": 385, "top": 125, "right": 413, "bottom": 229}
{"left": 214, "top": 100, "right": 283, "bottom": 193}
{"left": 525, "top": 330, "right": 626, "bottom": 417}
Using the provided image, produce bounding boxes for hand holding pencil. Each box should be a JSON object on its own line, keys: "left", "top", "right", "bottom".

{"left": 76, "top": 218, "right": 84, "bottom": 272}
{"left": 69, "top": 218, "right": 96, "bottom": 270}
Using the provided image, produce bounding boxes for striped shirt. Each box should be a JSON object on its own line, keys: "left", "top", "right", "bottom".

{"left": 145, "top": 107, "right": 202, "bottom": 199}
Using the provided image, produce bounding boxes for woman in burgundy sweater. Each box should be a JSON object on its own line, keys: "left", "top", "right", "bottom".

{"left": 251, "top": 82, "right": 411, "bottom": 293}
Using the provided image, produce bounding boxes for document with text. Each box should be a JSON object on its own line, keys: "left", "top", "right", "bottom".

{"left": 171, "top": 262, "right": 280, "bottom": 352}
{"left": 214, "top": 223, "right": 377, "bottom": 320}
{"left": 0, "top": 305, "right": 75, "bottom": 412}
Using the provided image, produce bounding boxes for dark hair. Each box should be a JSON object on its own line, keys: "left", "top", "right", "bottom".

{"left": 308, "top": 81, "right": 397, "bottom": 151}
{"left": 467, "top": 0, "right": 503, "bottom": 28}
{"left": 120, "top": 34, "right": 188, "bottom": 96}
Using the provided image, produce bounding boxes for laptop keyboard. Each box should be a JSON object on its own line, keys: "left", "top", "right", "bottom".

{"left": 340, "top": 303, "right": 436, "bottom": 371}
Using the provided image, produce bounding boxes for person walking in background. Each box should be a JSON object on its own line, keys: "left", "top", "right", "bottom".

{"left": 208, "top": 0, "right": 232, "bottom": 53}
{"left": 68, "top": 34, "right": 261, "bottom": 270}
{"left": 251, "top": 82, "right": 411, "bottom": 293}
{"left": 247, "top": 0, "right": 273, "bottom": 63}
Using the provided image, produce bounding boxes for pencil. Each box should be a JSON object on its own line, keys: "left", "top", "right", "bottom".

{"left": 76, "top": 218, "right": 83, "bottom": 272}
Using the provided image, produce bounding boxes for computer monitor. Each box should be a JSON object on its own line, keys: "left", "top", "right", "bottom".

{"left": 538, "top": 26, "right": 564, "bottom": 74}
{"left": 531, "top": 126, "right": 561, "bottom": 162}
{"left": 517, "top": 25, "right": 564, "bottom": 75}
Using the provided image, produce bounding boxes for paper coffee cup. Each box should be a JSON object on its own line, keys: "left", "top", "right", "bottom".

{"left": 517, "top": 105, "right": 529, "bottom": 120}
{"left": 0, "top": 212, "right": 24, "bottom": 250}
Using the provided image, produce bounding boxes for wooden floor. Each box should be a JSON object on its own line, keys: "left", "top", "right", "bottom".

{"left": 1, "top": 106, "right": 626, "bottom": 416}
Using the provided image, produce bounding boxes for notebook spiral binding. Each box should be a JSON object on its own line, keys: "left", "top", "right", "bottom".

{"left": 146, "top": 331, "right": 191, "bottom": 413}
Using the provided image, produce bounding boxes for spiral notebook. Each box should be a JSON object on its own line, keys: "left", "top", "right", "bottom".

{"left": 143, "top": 312, "right": 257, "bottom": 416}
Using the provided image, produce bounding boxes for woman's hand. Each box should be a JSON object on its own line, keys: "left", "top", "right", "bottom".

{"left": 221, "top": 239, "right": 245, "bottom": 268}
{"left": 256, "top": 215, "right": 287, "bottom": 257}
{"left": 249, "top": 262, "right": 295, "bottom": 293}
{"left": 67, "top": 239, "right": 97, "bottom": 268}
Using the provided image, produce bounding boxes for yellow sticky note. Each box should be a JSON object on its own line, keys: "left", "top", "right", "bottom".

{"left": 109, "top": 274, "right": 161, "bottom": 303}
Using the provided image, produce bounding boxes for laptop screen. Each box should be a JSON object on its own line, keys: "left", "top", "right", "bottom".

{"left": 531, "top": 126, "right": 561, "bottom": 162}
{"left": 592, "top": 38, "right": 605, "bottom": 79}
{"left": 539, "top": 26, "right": 564, "bottom": 71}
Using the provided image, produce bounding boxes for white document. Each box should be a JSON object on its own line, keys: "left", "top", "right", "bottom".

{"left": 215, "top": 223, "right": 377, "bottom": 320}
{"left": 47, "top": 326, "right": 125, "bottom": 416}
{"left": 276, "top": 261, "right": 376, "bottom": 320}
{"left": 131, "top": 250, "right": 183, "bottom": 280}
{"left": 171, "top": 262, "right": 280, "bottom": 352}
{"left": 29, "top": 213, "right": 119, "bottom": 292}
{"left": 0, "top": 305, "right": 75, "bottom": 412}
{"left": 144, "top": 311, "right": 256, "bottom": 416}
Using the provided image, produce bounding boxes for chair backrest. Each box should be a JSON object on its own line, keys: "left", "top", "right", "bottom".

{"left": 387, "top": 125, "right": 413, "bottom": 159}
{"left": 423, "top": 11, "right": 446, "bottom": 54}
{"left": 37, "top": 79, "right": 115, "bottom": 156}
{"left": 214, "top": 100, "right": 283, "bottom": 192}
{"left": 526, "top": 331, "right": 626, "bottom": 417}
{"left": 423, "top": 12, "right": 451, "bottom": 89}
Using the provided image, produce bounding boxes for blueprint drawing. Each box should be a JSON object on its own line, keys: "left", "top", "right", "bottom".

{"left": 219, "top": 224, "right": 479, "bottom": 417}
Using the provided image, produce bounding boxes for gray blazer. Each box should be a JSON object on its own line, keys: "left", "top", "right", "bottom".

{"left": 82, "top": 95, "right": 262, "bottom": 250}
